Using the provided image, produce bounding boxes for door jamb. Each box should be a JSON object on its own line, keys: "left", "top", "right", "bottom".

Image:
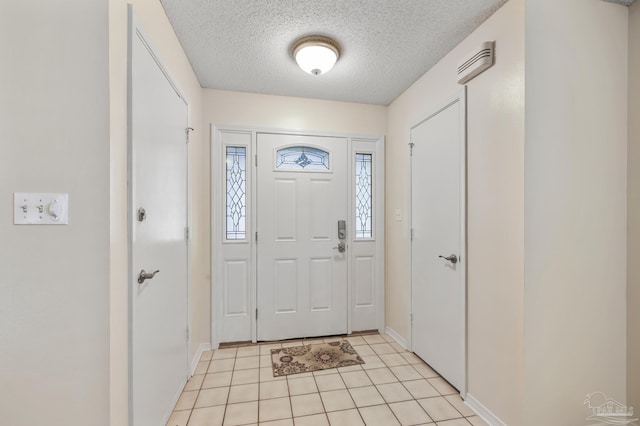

{"left": 408, "top": 87, "right": 467, "bottom": 397}
{"left": 210, "top": 126, "right": 385, "bottom": 348}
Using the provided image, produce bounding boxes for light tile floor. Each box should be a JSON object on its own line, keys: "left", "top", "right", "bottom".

{"left": 167, "top": 333, "right": 488, "bottom": 426}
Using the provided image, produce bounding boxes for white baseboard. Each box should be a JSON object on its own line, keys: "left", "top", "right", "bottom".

{"left": 465, "top": 393, "right": 507, "bottom": 426}
{"left": 190, "top": 342, "right": 212, "bottom": 376}
{"left": 384, "top": 326, "right": 409, "bottom": 349}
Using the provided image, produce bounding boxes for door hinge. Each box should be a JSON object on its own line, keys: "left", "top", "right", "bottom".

{"left": 186, "top": 327, "right": 190, "bottom": 341}
{"left": 255, "top": 154, "right": 258, "bottom": 167}
{"left": 185, "top": 226, "right": 190, "bottom": 240}
{"left": 409, "top": 142, "right": 414, "bottom": 156}
{"left": 255, "top": 309, "right": 258, "bottom": 320}
{"left": 186, "top": 127, "right": 194, "bottom": 144}
{"left": 411, "top": 228, "right": 414, "bottom": 241}
{"left": 410, "top": 313, "right": 414, "bottom": 326}
{"left": 255, "top": 231, "right": 258, "bottom": 243}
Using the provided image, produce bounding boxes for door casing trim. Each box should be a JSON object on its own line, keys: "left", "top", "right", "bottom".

{"left": 210, "top": 125, "right": 385, "bottom": 348}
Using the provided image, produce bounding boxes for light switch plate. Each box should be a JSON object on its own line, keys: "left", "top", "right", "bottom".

{"left": 14, "top": 193, "right": 69, "bottom": 225}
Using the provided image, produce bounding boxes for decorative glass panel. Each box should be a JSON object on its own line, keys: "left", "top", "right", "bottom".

{"left": 355, "top": 153, "right": 373, "bottom": 239}
{"left": 226, "top": 146, "right": 246, "bottom": 240}
{"left": 276, "top": 146, "right": 330, "bottom": 170}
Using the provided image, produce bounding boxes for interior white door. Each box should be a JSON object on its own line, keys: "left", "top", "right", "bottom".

{"left": 410, "top": 94, "right": 466, "bottom": 393}
{"left": 130, "top": 24, "right": 188, "bottom": 426}
{"left": 257, "top": 133, "right": 348, "bottom": 341}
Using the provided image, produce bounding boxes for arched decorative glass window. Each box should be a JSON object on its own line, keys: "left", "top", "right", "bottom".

{"left": 276, "top": 146, "right": 330, "bottom": 170}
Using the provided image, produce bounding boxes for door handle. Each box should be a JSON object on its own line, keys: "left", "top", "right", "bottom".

{"left": 138, "top": 269, "right": 160, "bottom": 284}
{"left": 333, "top": 242, "right": 346, "bottom": 253}
{"left": 438, "top": 254, "right": 458, "bottom": 264}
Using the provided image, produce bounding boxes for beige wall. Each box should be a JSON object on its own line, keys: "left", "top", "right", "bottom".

{"left": 202, "top": 88, "right": 387, "bottom": 340}
{"left": 109, "top": 0, "right": 205, "bottom": 423}
{"left": 4, "top": 1, "right": 635, "bottom": 424}
{"left": 203, "top": 89, "right": 387, "bottom": 134}
{"left": 628, "top": 0, "right": 640, "bottom": 411}
{"left": 0, "top": 1, "right": 110, "bottom": 425}
{"left": 386, "top": 0, "right": 524, "bottom": 424}
{"left": 525, "top": 1, "right": 628, "bottom": 424}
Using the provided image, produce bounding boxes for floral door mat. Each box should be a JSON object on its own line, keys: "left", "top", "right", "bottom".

{"left": 271, "top": 341, "right": 365, "bottom": 377}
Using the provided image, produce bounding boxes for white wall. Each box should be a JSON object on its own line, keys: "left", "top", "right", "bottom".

{"left": 386, "top": 1, "right": 524, "bottom": 424}
{"left": 628, "top": 0, "right": 640, "bottom": 411}
{"left": 524, "top": 1, "right": 628, "bottom": 424}
{"left": 0, "top": 1, "right": 110, "bottom": 425}
{"left": 109, "top": 0, "right": 204, "bottom": 423}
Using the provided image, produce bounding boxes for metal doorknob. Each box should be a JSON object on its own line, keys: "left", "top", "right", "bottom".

{"left": 137, "top": 207, "right": 146, "bottom": 222}
{"left": 333, "top": 242, "right": 346, "bottom": 253}
{"left": 438, "top": 254, "right": 458, "bottom": 264}
{"left": 138, "top": 269, "right": 160, "bottom": 284}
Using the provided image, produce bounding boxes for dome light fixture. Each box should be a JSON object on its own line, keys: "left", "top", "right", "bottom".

{"left": 293, "top": 36, "right": 340, "bottom": 76}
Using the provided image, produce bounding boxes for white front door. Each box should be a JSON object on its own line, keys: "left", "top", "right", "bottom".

{"left": 130, "top": 16, "right": 189, "bottom": 426}
{"left": 410, "top": 92, "right": 466, "bottom": 393}
{"left": 257, "top": 133, "right": 348, "bottom": 341}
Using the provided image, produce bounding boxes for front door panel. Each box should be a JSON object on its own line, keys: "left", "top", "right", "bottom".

{"left": 257, "top": 133, "right": 348, "bottom": 341}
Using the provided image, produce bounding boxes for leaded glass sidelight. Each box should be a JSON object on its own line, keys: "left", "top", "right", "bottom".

{"left": 355, "top": 153, "right": 373, "bottom": 239}
{"left": 276, "top": 146, "right": 330, "bottom": 170}
{"left": 226, "top": 146, "right": 246, "bottom": 240}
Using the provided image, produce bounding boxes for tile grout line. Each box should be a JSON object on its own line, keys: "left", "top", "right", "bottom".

{"left": 310, "top": 367, "right": 330, "bottom": 423}
{"left": 384, "top": 401, "right": 406, "bottom": 426}
{"left": 220, "top": 351, "right": 236, "bottom": 425}
{"left": 254, "top": 349, "right": 261, "bottom": 426}
{"left": 284, "top": 350, "right": 294, "bottom": 424}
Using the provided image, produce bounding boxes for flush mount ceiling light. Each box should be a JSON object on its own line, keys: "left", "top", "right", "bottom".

{"left": 292, "top": 36, "right": 340, "bottom": 76}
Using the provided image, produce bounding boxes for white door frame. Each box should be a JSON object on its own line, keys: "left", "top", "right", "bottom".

{"left": 211, "top": 125, "right": 384, "bottom": 348}
{"left": 127, "top": 7, "right": 191, "bottom": 424}
{"left": 408, "top": 88, "right": 467, "bottom": 397}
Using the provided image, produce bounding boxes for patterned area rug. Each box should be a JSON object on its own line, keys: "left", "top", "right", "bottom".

{"left": 271, "top": 341, "right": 365, "bottom": 377}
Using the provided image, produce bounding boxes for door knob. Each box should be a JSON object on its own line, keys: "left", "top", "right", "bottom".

{"left": 438, "top": 254, "right": 458, "bottom": 264}
{"left": 333, "top": 242, "right": 346, "bottom": 253}
{"left": 138, "top": 269, "right": 160, "bottom": 284}
{"left": 137, "top": 207, "right": 146, "bottom": 222}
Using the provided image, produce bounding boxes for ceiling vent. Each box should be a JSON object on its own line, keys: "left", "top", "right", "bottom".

{"left": 601, "top": 0, "right": 635, "bottom": 6}
{"left": 457, "top": 41, "right": 495, "bottom": 85}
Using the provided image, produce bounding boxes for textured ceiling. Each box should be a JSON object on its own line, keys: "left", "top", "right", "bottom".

{"left": 160, "top": 0, "right": 509, "bottom": 105}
